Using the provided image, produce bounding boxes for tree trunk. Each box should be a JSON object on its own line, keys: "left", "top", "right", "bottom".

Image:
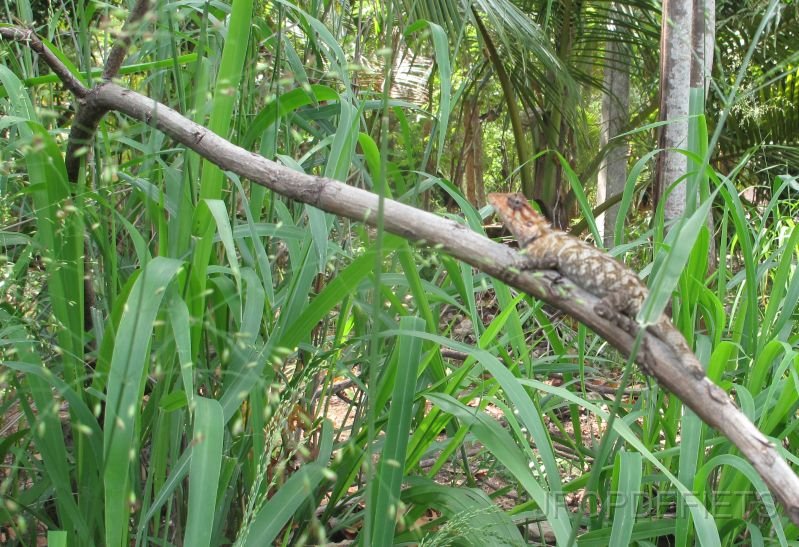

{"left": 597, "top": 12, "right": 630, "bottom": 248}
{"left": 691, "top": 0, "right": 715, "bottom": 97}
{"left": 655, "top": 0, "right": 693, "bottom": 223}
{"left": 691, "top": 0, "right": 717, "bottom": 270}
{"left": 464, "top": 98, "right": 485, "bottom": 206}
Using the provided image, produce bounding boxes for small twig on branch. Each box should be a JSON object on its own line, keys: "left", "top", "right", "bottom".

{"left": 63, "top": 0, "right": 152, "bottom": 182}
{"left": 103, "top": 0, "right": 151, "bottom": 80}
{"left": 3, "top": 25, "right": 799, "bottom": 526}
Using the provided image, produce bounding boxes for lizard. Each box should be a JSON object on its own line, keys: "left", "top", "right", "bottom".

{"left": 487, "top": 192, "right": 705, "bottom": 380}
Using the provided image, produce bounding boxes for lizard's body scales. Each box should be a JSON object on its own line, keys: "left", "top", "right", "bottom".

{"left": 488, "top": 192, "right": 703, "bottom": 379}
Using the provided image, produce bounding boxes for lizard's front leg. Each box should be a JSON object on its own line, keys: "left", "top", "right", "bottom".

{"left": 594, "top": 291, "right": 633, "bottom": 327}
{"left": 595, "top": 297, "right": 658, "bottom": 375}
{"left": 595, "top": 292, "right": 666, "bottom": 376}
{"left": 513, "top": 251, "right": 559, "bottom": 272}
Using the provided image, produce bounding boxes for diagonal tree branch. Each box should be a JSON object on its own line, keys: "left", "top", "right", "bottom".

{"left": 0, "top": 27, "right": 88, "bottom": 97}
{"left": 3, "top": 25, "right": 799, "bottom": 526}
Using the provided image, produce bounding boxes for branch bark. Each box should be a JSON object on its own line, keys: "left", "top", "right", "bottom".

{"left": 102, "top": 0, "right": 151, "bottom": 81}
{"left": 3, "top": 25, "right": 799, "bottom": 526}
{"left": 64, "top": 0, "right": 152, "bottom": 182}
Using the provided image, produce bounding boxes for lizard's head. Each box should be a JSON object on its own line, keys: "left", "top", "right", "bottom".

{"left": 487, "top": 192, "right": 550, "bottom": 246}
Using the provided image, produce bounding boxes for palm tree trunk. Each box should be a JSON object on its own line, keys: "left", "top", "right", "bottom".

{"left": 691, "top": 0, "right": 715, "bottom": 95}
{"left": 597, "top": 9, "right": 630, "bottom": 247}
{"left": 655, "top": 0, "right": 693, "bottom": 223}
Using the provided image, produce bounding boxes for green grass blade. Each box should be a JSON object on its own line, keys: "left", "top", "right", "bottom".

{"left": 718, "top": 178, "right": 759, "bottom": 354}
{"left": 323, "top": 98, "right": 358, "bottom": 181}
{"left": 46, "top": 531, "right": 67, "bottom": 547}
{"left": 428, "top": 393, "right": 573, "bottom": 545}
{"left": 0, "top": 54, "right": 198, "bottom": 97}
{"left": 676, "top": 407, "right": 705, "bottom": 544}
{"left": 401, "top": 478, "right": 524, "bottom": 545}
{"left": 520, "top": 378, "right": 720, "bottom": 545}
{"left": 641, "top": 186, "right": 718, "bottom": 324}
{"left": 240, "top": 463, "right": 327, "bottom": 547}
{"left": 167, "top": 295, "right": 195, "bottom": 406}
{"left": 1, "top": 67, "right": 85, "bottom": 387}
{"left": 276, "top": 0, "right": 353, "bottom": 93}
{"left": 10, "top": 365, "right": 90, "bottom": 540}
{"left": 196, "top": 0, "right": 253, "bottom": 201}
{"left": 184, "top": 397, "right": 224, "bottom": 547}
{"left": 609, "top": 450, "right": 642, "bottom": 546}
{"left": 614, "top": 150, "right": 661, "bottom": 245}
{"left": 369, "top": 316, "right": 424, "bottom": 545}
{"left": 406, "top": 21, "right": 451, "bottom": 166}
{"left": 762, "top": 226, "right": 799, "bottom": 342}
{"left": 240, "top": 84, "right": 340, "bottom": 150}
{"left": 206, "top": 198, "right": 242, "bottom": 283}
{"left": 695, "top": 455, "right": 786, "bottom": 545}
{"left": 189, "top": 0, "right": 254, "bottom": 355}
{"left": 104, "top": 257, "right": 183, "bottom": 547}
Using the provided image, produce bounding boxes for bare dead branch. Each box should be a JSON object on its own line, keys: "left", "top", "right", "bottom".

{"left": 64, "top": 85, "right": 113, "bottom": 182}
{"left": 4, "top": 25, "right": 799, "bottom": 526}
{"left": 0, "top": 27, "right": 87, "bottom": 97}
{"left": 103, "top": 0, "right": 152, "bottom": 80}
{"left": 70, "top": 0, "right": 151, "bottom": 181}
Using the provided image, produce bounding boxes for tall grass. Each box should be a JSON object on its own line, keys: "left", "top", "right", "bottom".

{"left": 1, "top": 0, "right": 797, "bottom": 545}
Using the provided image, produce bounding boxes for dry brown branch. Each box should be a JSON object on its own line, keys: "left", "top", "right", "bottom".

{"left": 0, "top": 27, "right": 87, "bottom": 97}
{"left": 102, "top": 0, "right": 151, "bottom": 80}
{"left": 64, "top": 84, "right": 115, "bottom": 182}
{"left": 61, "top": 0, "right": 152, "bottom": 181}
{"left": 3, "top": 25, "right": 799, "bottom": 526}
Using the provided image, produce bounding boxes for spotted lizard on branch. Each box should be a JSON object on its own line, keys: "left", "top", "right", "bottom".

{"left": 488, "top": 192, "right": 704, "bottom": 379}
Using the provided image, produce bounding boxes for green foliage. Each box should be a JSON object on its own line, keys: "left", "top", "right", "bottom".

{"left": 712, "top": 1, "right": 799, "bottom": 180}
{"left": 1, "top": 0, "right": 797, "bottom": 545}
